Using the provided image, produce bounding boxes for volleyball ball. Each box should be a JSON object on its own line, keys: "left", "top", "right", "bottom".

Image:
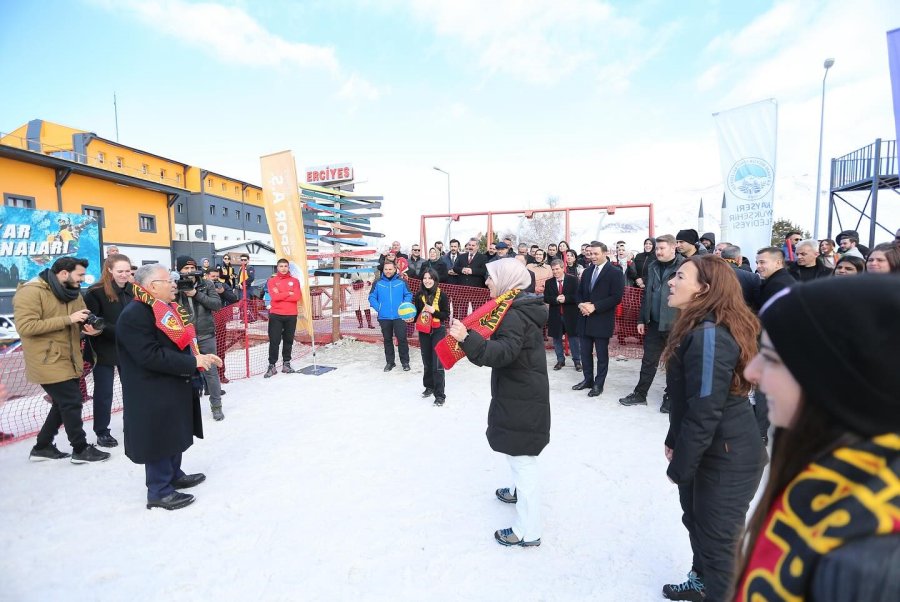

{"left": 398, "top": 302, "right": 417, "bottom": 322}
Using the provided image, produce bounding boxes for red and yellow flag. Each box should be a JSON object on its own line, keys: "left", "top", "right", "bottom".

{"left": 260, "top": 151, "right": 313, "bottom": 337}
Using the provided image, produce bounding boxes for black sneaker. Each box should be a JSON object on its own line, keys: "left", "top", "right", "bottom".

{"left": 281, "top": 362, "right": 297, "bottom": 374}
{"left": 264, "top": 364, "right": 277, "bottom": 378}
{"left": 422, "top": 388, "right": 434, "bottom": 398}
{"left": 402, "top": 363, "right": 411, "bottom": 371}
{"left": 96, "top": 432, "right": 119, "bottom": 448}
{"left": 619, "top": 392, "right": 648, "bottom": 406}
{"left": 660, "top": 393, "right": 672, "bottom": 414}
{"left": 433, "top": 396, "right": 445, "bottom": 407}
{"left": 70, "top": 445, "right": 111, "bottom": 464}
{"left": 146, "top": 491, "right": 195, "bottom": 511}
{"left": 29, "top": 444, "right": 71, "bottom": 461}
{"left": 662, "top": 571, "right": 705, "bottom": 601}
{"left": 384, "top": 363, "right": 395, "bottom": 372}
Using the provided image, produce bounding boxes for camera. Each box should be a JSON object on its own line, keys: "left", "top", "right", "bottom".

{"left": 84, "top": 312, "right": 106, "bottom": 330}
{"left": 177, "top": 270, "right": 205, "bottom": 292}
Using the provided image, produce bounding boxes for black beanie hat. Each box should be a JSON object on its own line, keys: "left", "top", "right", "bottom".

{"left": 759, "top": 275, "right": 900, "bottom": 437}
{"left": 176, "top": 255, "right": 197, "bottom": 271}
{"left": 676, "top": 229, "right": 700, "bottom": 245}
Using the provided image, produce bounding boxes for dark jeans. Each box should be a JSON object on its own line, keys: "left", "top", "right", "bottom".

{"left": 635, "top": 322, "right": 668, "bottom": 397}
{"left": 145, "top": 453, "right": 185, "bottom": 501}
{"left": 552, "top": 334, "right": 581, "bottom": 363}
{"left": 92, "top": 363, "right": 116, "bottom": 435}
{"left": 678, "top": 461, "right": 764, "bottom": 601}
{"left": 379, "top": 319, "right": 409, "bottom": 366}
{"left": 268, "top": 313, "right": 298, "bottom": 365}
{"left": 37, "top": 379, "right": 87, "bottom": 452}
{"left": 418, "top": 327, "right": 446, "bottom": 397}
{"left": 579, "top": 336, "right": 610, "bottom": 387}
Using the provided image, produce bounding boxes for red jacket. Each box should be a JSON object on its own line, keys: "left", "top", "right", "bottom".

{"left": 268, "top": 272, "right": 301, "bottom": 316}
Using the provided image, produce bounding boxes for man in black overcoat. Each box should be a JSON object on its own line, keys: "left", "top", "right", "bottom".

{"left": 117, "top": 264, "right": 222, "bottom": 511}
{"left": 543, "top": 260, "right": 581, "bottom": 371}
{"left": 573, "top": 241, "right": 625, "bottom": 397}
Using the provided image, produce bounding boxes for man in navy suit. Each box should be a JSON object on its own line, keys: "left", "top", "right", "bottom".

{"left": 573, "top": 241, "right": 625, "bottom": 397}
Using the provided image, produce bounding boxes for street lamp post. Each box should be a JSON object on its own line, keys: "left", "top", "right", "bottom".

{"left": 814, "top": 57, "right": 835, "bottom": 239}
{"left": 433, "top": 166, "right": 451, "bottom": 243}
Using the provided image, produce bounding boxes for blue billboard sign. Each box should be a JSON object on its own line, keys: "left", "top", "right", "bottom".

{"left": 0, "top": 206, "right": 102, "bottom": 290}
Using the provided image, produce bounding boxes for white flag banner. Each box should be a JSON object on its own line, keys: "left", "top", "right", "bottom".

{"left": 714, "top": 99, "right": 778, "bottom": 255}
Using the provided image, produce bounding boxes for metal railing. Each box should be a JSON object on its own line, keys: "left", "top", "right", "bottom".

{"left": 831, "top": 139, "right": 898, "bottom": 190}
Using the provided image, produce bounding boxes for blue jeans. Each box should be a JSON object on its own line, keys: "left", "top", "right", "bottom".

{"left": 552, "top": 335, "right": 581, "bottom": 363}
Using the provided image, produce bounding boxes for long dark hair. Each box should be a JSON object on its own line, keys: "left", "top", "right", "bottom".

{"left": 732, "top": 400, "right": 859, "bottom": 593}
{"left": 420, "top": 268, "right": 441, "bottom": 304}
{"left": 662, "top": 255, "right": 760, "bottom": 395}
{"left": 90, "top": 254, "right": 132, "bottom": 302}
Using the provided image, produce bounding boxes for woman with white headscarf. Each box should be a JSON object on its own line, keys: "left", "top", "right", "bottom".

{"left": 447, "top": 258, "right": 550, "bottom": 547}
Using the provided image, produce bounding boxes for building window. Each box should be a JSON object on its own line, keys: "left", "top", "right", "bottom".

{"left": 3, "top": 194, "right": 35, "bottom": 208}
{"left": 234, "top": 185, "right": 239, "bottom": 195}
{"left": 256, "top": 214, "right": 261, "bottom": 224}
{"left": 116, "top": 156, "right": 124, "bottom": 168}
{"left": 221, "top": 182, "right": 226, "bottom": 192}
{"left": 222, "top": 207, "right": 228, "bottom": 217}
{"left": 256, "top": 192, "right": 261, "bottom": 201}
{"left": 138, "top": 214, "right": 156, "bottom": 233}
{"left": 176, "top": 203, "right": 184, "bottom": 214}
{"left": 141, "top": 164, "right": 149, "bottom": 175}
{"left": 235, "top": 211, "right": 241, "bottom": 221}
{"left": 211, "top": 234, "right": 217, "bottom": 241}
{"left": 224, "top": 236, "right": 229, "bottom": 241}
{"left": 97, "top": 152, "right": 105, "bottom": 164}
{"left": 175, "top": 173, "right": 181, "bottom": 184}
{"left": 81, "top": 205, "right": 105, "bottom": 228}
{"left": 160, "top": 168, "right": 166, "bottom": 181}
{"left": 209, "top": 204, "right": 215, "bottom": 215}
{"left": 245, "top": 212, "right": 250, "bottom": 221}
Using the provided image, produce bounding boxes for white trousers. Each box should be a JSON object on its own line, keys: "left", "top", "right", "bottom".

{"left": 506, "top": 454, "right": 542, "bottom": 541}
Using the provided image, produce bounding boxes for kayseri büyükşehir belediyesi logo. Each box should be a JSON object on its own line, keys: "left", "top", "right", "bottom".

{"left": 727, "top": 158, "right": 774, "bottom": 201}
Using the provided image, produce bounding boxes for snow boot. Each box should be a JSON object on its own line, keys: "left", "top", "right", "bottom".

{"left": 282, "top": 362, "right": 297, "bottom": 374}
{"left": 662, "top": 571, "right": 706, "bottom": 601}
{"left": 264, "top": 364, "right": 277, "bottom": 378}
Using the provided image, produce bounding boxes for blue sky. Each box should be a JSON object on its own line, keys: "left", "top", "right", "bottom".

{"left": 2, "top": 0, "right": 899, "bottom": 243}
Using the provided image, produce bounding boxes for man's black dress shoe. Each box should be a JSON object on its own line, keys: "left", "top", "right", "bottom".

{"left": 572, "top": 381, "right": 594, "bottom": 391}
{"left": 172, "top": 473, "right": 206, "bottom": 489}
{"left": 553, "top": 361, "right": 564, "bottom": 370}
{"left": 146, "top": 491, "right": 195, "bottom": 511}
{"left": 588, "top": 385, "right": 604, "bottom": 397}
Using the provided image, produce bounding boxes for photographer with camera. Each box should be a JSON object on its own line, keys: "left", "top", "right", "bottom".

{"left": 175, "top": 256, "right": 225, "bottom": 421}
{"left": 205, "top": 267, "right": 237, "bottom": 384}
{"left": 13, "top": 257, "right": 111, "bottom": 464}
{"left": 84, "top": 253, "right": 134, "bottom": 447}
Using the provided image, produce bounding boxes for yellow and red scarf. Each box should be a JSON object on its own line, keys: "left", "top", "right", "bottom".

{"left": 436, "top": 288, "right": 518, "bottom": 369}
{"left": 736, "top": 433, "right": 900, "bottom": 601}
{"left": 131, "top": 283, "right": 202, "bottom": 364}
{"left": 416, "top": 288, "right": 442, "bottom": 334}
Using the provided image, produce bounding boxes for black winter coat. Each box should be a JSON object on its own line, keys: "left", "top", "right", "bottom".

{"left": 543, "top": 273, "right": 579, "bottom": 338}
{"left": 639, "top": 256, "right": 683, "bottom": 332}
{"left": 175, "top": 279, "right": 223, "bottom": 340}
{"left": 117, "top": 300, "right": 203, "bottom": 464}
{"left": 460, "top": 294, "right": 550, "bottom": 457}
{"left": 665, "top": 318, "right": 766, "bottom": 484}
{"left": 576, "top": 261, "right": 626, "bottom": 339}
{"left": 758, "top": 268, "right": 795, "bottom": 309}
{"left": 83, "top": 282, "right": 133, "bottom": 366}
{"left": 418, "top": 260, "right": 449, "bottom": 283}
{"left": 413, "top": 285, "right": 450, "bottom": 323}
{"left": 730, "top": 264, "right": 761, "bottom": 310}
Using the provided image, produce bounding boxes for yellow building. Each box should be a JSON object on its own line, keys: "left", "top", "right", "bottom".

{"left": 0, "top": 118, "right": 273, "bottom": 266}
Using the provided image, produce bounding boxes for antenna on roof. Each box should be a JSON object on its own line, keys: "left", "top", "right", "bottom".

{"left": 113, "top": 93, "right": 120, "bottom": 142}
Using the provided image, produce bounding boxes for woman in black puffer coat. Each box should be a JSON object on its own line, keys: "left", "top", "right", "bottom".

{"left": 448, "top": 258, "right": 549, "bottom": 548}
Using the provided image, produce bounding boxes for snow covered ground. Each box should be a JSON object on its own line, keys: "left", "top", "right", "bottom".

{"left": 2, "top": 338, "right": 729, "bottom": 601}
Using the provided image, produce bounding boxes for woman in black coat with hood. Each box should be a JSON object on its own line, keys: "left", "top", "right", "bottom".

{"left": 83, "top": 254, "right": 134, "bottom": 448}
{"left": 448, "top": 258, "right": 550, "bottom": 548}
{"left": 633, "top": 237, "right": 656, "bottom": 289}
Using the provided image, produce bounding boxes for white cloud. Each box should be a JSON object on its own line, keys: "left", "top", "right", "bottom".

{"left": 89, "top": 0, "right": 384, "bottom": 103}
{"left": 405, "top": 0, "right": 659, "bottom": 86}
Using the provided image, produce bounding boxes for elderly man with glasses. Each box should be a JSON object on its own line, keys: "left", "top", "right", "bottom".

{"left": 116, "top": 264, "right": 222, "bottom": 511}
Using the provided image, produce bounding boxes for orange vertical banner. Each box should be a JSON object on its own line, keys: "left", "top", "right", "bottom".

{"left": 260, "top": 150, "right": 313, "bottom": 338}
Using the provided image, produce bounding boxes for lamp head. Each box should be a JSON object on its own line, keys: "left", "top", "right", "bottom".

{"left": 824, "top": 58, "right": 835, "bottom": 69}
